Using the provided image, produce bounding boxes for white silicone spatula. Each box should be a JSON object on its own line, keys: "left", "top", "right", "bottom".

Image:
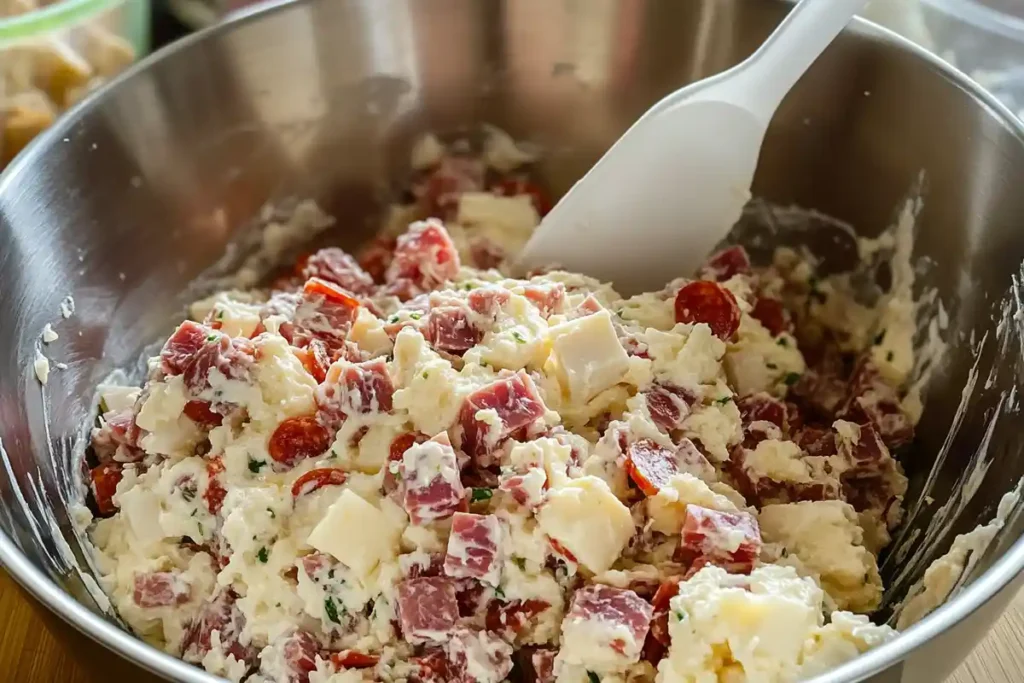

{"left": 518, "top": 0, "right": 870, "bottom": 293}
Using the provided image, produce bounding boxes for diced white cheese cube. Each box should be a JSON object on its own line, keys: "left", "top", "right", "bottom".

{"left": 308, "top": 490, "right": 403, "bottom": 578}
{"left": 547, "top": 311, "right": 630, "bottom": 403}
{"left": 536, "top": 476, "right": 633, "bottom": 574}
{"left": 647, "top": 473, "right": 740, "bottom": 535}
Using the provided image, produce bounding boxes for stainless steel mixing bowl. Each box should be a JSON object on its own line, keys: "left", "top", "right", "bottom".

{"left": 2, "top": 0, "right": 1024, "bottom": 681}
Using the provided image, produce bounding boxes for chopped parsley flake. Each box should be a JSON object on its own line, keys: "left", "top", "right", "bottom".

{"left": 588, "top": 672, "right": 601, "bottom": 683}
{"left": 783, "top": 372, "right": 801, "bottom": 386}
{"left": 471, "top": 487, "right": 494, "bottom": 503}
{"left": 388, "top": 314, "right": 400, "bottom": 323}
{"left": 324, "top": 596, "right": 343, "bottom": 624}
{"left": 511, "top": 330, "right": 527, "bottom": 344}
{"left": 715, "top": 396, "right": 733, "bottom": 405}
{"left": 409, "top": 311, "right": 422, "bottom": 320}
{"left": 766, "top": 362, "right": 778, "bottom": 370}
{"left": 674, "top": 609, "right": 686, "bottom": 621}
{"left": 494, "top": 585, "right": 506, "bottom": 599}
{"left": 181, "top": 486, "right": 196, "bottom": 503}
{"left": 512, "top": 556, "right": 527, "bottom": 571}
{"left": 777, "top": 337, "right": 789, "bottom": 347}
{"left": 248, "top": 458, "right": 266, "bottom": 473}
{"left": 206, "top": 334, "right": 218, "bottom": 342}
{"left": 887, "top": 350, "right": 895, "bottom": 362}
{"left": 422, "top": 371, "right": 429, "bottom": 380}
{"left": 874, "top": 329, "right": 886, "bottom": 345}
{"left": 256, "top": 547, "right": 269, "bottom": 563}
{"left": 216, "top": 310, "right": 225, "bottom": 320}
{"left": 267, "top": 508, "right": 276, "bottom": 519}
{"left": 328, "top": 568, "right": 335, "bottom": 580}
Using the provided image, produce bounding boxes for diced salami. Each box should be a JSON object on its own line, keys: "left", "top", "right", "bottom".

{"left": 562, "top": 584, "right": 653, "bottom": 665}
{"left": 522, "top": 283, "right": 566, "bottom": 318}
{"left": 427, "top": 305, "right": 482, "bottom": 354}
{"left": 316, "top": 358, "right": 395, "bottom": 431}
{"left": 259, "top": 629, "right": 320, "bottom": 683}
{"left": 794, "top": 426, "right": 837, "bottom": 459}
{"left": 447, "top": 627, "right": 515, "bottom": 683}
{"left": 519, "top": 647, "right": 557, "bottom": 683}
{"left": 161, "top": 321, "right": 255, "bottom": 395}
{"left": 269, "top": 416, "right": 331, "bottom": 469}
{"left": 301, "top": 247, "right": 375, "bottom": 296}
{"left": 386, "top": 220, "right": 461, "bottom": 291}
{"left": 204, "top": 457, "right": 227, "bottom": 514}
{"left": 674, "top": 281, "right": 741, "bottom": 340}
{"left": 458, "top": 372, "right": 546, "bottom": 462}
{"left": 295, "top": 338, "right": 331, "bottom": 383}
{"left": 396, "top": 577, "right": 461, "bottom": 644}
{"left": 792, "top": 369, "right": 849, "bottom": 421}
{"left": 133, "top": 571, "right": 191, "bottom": 608}
{"left": 410, "top": 648, "right": 452, "bottom": 683}
{"left": 444, "top": 512, "right": 503, "bottom": 586}
{"left": 330, "top": 650, "right": 380, "bottom": 670}
{"left": 626, "top": 440, "right": 678, "bottom": 496}
{"left": 675, "top": 505, "right": 761, "bottom": 574}
{"left": 183, "top": 400, "right": 223, "bottom": 428}
{"left": 291, "top": 467, "right": 347, "bottom": 497}
{"left": 644, "top": 383, "right": 692, "bottom": 433}
{"left": 750, "top": 296, "right": 792, "bottom": 337}
{"left": 401, "top": 434, "right": 466, "bottom": 525}
{"left": 181, "top": 589, "right": 258, "bottom": 667}
{"left": 698, "top": 246, "right": 751, "bottom": 282}
{"left": 90, "top": 462, "right": 123, "bottom": 517}
{"left": 289, "top": 277, "right": 362, "bottom": 351}
{"left": 736, "top": 393, "right": 787, "bottom": 430}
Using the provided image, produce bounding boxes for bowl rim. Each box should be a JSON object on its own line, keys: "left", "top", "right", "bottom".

{"left": 922, "top": 0, "right": 1024, "bottom": 42}
{"left": 0, "top": 0, "right": 125, "bottom": 41}
{"left": 1, "top": 1, "right": 1024, "bottom": 682}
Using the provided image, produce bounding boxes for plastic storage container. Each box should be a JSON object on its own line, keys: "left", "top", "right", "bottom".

{"left": 0, "top": 0, "right": 150, "bottom": 168}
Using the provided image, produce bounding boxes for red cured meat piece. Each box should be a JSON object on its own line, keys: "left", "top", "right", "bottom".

{"left": 316, "top": 358, "right": 395, "bottom": 432}
{"left": 415, "top": 155, "right": 486, "bottom": 219}
{"left": 400, "top": 434, "right": 466, "bottom": 525}
{"left": 183, "top": 400, "right": 224, "bottom": 428}
{"left": 444, "top": 512, "right": 503, "bottom": 585}
{"left": 269, "top": 416, "right": 331, "bottom": 468}
{"left": 204, "top": 457, "right": 227, "bottom": 514}
{"left": 522, "top": 283, "right": 566, "bottom": 318}
{"left": 386, "top": 220, "right": 461, "bottom": 291}
{"left": 410, "top": 648, "right": 452, "bottom": 683}
{"left": 573, "top": 295, "right": 603, "bottom": 318}
{"left": 292, "top": 467, "right": 348, "bottom": 497}
{"left": 675, "top": 505, "right": 761, "bottom": 574}
{"left": 396, "top": 577, "right": 461, "bottom": 644}
{"left": 467, "top": 287, "right": 511, "bottom": 318}
{"left": 458, "top": 371, "right": 546, "bottom": 462}
{"left": 485, "top": 599, "right": 550, "bottom": 641}
{"left": 750, "top": 296, "right": 792, "bottom": 337}
{"left": 90, "top": 462, "right": 123, "bottom": 517}
{"left": 498, "top": 471, "right": 545, "bottom": 508}
{"left": 447, "top": 628, "right": 514, "bottom": 683}
{"left": 698, "top": 246, "right": 751, "bottom": 282}
{"left": 727, "top": 447, "right": 841, "bottom": 507}
{"left": 791, "top": 370, "right": 849, "bottom": 421}
{"left": 644, "top": 384, "right": 692, "bottom": 433}
{"left": 161, "top": 320, "right": 209, "bottom": 376}
{"left": 626, "top": 440, "right": 679, "bottom": 496}
{"left": 674, "top": 281, "right": 741, "bottom": 340}
{"left": 469, "top": 237, "right": 506, "bottom": 270}
{"left": 736, "top": 393, "right": 787, "bottom": 430}
{"left": 292, "top": 278, "right": 362, "bottom": 351}
{"left": 839, "top": 363, "right": 915, "bottom": 450}
{"left": 161, "top": 321, "right": 256, "bottom": 396}
{"left": 381, "top": 277, "right": 426, "bottom": 303}
{"left": 565, "top": 584, "right": 653, "bottom": 660}
{"left": 301, "top": 247, "right": 375, "bottom": 296}
{"left": 295, "top": 338, "right": 331, "bottom": 384}
{"left": 490, "top": 176, "right": 552, "bottom": 216}
{"left": 427, "top": 305, "right": 482, "bottom": 354}
{"left": 675, "top": 438, "right": 716, "bottom": 480}
{"left": 257, "top": 291, "right": 302, "bottom": 342}
{"left": 133, "top": 572, "right": 191, "bottom": 608}
{"left": 330, "top": 650, "right": 380, "bottom": 670}
{"left": 181, "top": 589, "right": 258, "bottom": 667}
{"left": 357, "top": 235, "right": 397, "bottom": 283}
{"left": 264, "top": 629, "right": 320, "bottom": 683}
{"left": 794, "top": 426, "right": 837, "bottom": 459}
{"left": 91, "top": 407, "right": 142, "bottom": 463}
{"left": 384, "top": 432, "right": 428, "bottom": 494}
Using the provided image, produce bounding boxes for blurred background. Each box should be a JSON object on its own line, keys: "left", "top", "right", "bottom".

{"left": 3, "top": 0, "right": 1024, "bottom": 171}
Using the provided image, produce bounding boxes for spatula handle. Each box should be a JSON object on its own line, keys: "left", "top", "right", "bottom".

{"left": 737, "top": 0, "right": 870, "bottom": 121}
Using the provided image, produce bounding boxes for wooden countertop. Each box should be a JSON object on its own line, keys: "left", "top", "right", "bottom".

{"left": 0, "top": 568, "right": 1019, "bottom": 682}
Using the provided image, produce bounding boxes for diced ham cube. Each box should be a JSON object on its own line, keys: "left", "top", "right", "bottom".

{"left": 792, "top": 369, "right": 849, "bottom": 421}
{"left": 559, "top": 584, "right": 653, "bottom": 670}
{"left": 446, "top": 627, "right": 514, "bottom": 683}
{"left": 833, "top": 420, "right": 908, "bottom": 514}
{"left": 133, "top": 571, "right": 191, "bottom": 608}
{"left": 750, "top": 296, "right": 792, "bottom": 337}
{"left": 467, "top": 287, "right": 511, "bottom": 318}
{"left": 258, "top": 629, "right": 320, "bottom": 683}
{"left": 675, "top": 505, "right": 761, "bottom": 574}
{"left": 91, "top": 407, "right": 142, "bottom": 463}
{"left": 301, "top": 247, "right": 375, "bottom": 296}
{"left": 90, "top": 462, "right": 123, "bottom": 517}
{"left": 161, "top": 321, "right": 255, "bottom": 395}
{"left": 522, "top": 283, "right": 566, "bottom": 318}
{"left": 181, "top": 589, "right": 258, "bottom": 668}
{"left": 291, "top": 277, "right": 362, "bottom": 351}
{"left": 793, "top": 426, "right": 837, "bottom": 459}
{"left": 444, "top": 512, "right": 503, "bottom": 586}
{"left": 415, "top": 155, "right": 486, "bottom": 219}
{"left": 698, "top": 246, "right": 751, "bottom": 282}
{"left": 573, "top": 294, "right": 603, "bottom": 318}
{"left": 410, "top": 648, "right": 452, "bottom": 683}
{"left": 674, "top": 281, "right": 741, "bottom": 340}
{"left": 458, "top": 371, "right": 546, "bottom": 462}
{"left": 626, "top": 440, "right": 678, "bottom": 496}
{"left": 401, "top": 434, "right": 466, "bottom": 525}
{"left": 427, "top": 305, "right": 482, "bottom": 354}
{"left": 518, "top": 647, "right": 557, "bottom": 683}
{"left": 396, "top": 576, "right": 461, "bottom": 644}
{"left": 269, "top": 416, "right": 331, "bottom": 469}
{"left": 316, "top": 358, "right": 395, "bottom": 431}
{"left": 839, "top": 362, "right": 915, "bottom": 449}
{"left": 644, "top": 383, "right": 692, "bottom": 433}
{"left": 736, "top": 392, "right": 787, "bottom": 430}
{"left": 384, "top": 432, "right": 428, "bottom": 494}
{"left": 498, "top": 469, "right": 547, "bottom": 508}
{"left": 386, "top": 219, "right": 461, "bottom": 291}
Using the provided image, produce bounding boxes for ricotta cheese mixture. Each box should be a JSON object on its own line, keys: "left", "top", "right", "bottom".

{"left": 83, "top": 134, "right": 922, "bottom": 683}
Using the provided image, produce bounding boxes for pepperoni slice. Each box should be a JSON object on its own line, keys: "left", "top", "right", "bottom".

{"left": 183, "top": 400, "right": 224, "bottom": 427}
{"left": 674, "top": 281, "right": 741, "bottom": 340}
{"left": 302, "top": 277, "right": 362, "bottom": 308}
{"left": 295, "top": 339, "right": 331, "bottom": 383}
{"left": 291, "top": 467, "right": 348, "bottom": 497}
{"left": 699, "top": 246, "right": 751, "bottom": 282}
{"left": 269, "top": 416, "right": 331, "bottom": 468}
{"left": 330, "top": 650, "right": 380, "bottom": 670}
{"left": 90, "top": 462, "right": 123, "bottom": 517}
{"left": 750, "top": 296, "right": 791, "bottom": 337}
{"left": 625, "top": 439, "right": 678, "bottom": 496}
